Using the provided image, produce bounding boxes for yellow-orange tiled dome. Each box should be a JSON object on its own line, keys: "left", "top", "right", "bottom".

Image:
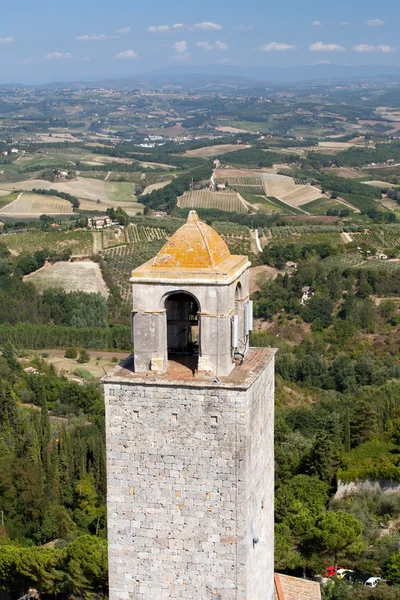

{"left": 152, "top": 210, "right": 231, "bottom": 269}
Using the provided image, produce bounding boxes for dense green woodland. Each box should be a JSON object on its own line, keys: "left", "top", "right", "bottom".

{"left": 0, "top": 344, "right": 107, "bottom": 598}
{"left": 252, "top": 239, "right": 400, "bottom": 598}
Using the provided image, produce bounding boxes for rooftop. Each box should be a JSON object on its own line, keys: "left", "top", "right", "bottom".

{"left": 274, "top": 573, "right": 321, "bottom": 600}
{"left": 102, "top": 347, "right": 275, "bottom": 390}
{"left": 130, "top": 210, "right": 249, "bottom": 284}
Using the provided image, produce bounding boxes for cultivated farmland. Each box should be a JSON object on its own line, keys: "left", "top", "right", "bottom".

{"left": 142, "top": 180, "right": 172, "bottom": 195}
{"left": 104, "top": 240, "right": 166, "bottom": 302}
{"left": 302, "top": 196, "right": 352, "bottom": 215}
{"left": 24, "top": 261, "right": 109, "bottom": 296}
{"left": 177, "top": 190, "right": 248, "bottom": 213}
{"left": 1, "top": 230, "right": 93, "bottom": 256}
{"left": 214, "top": 172, "right": 265, "bottom": 195}
{"left": 0, "top": 178, "right": 135, "bottom": 205}
{"left": 0, "top": 192, "right": 73, "bottom": 215}
{"left": 185, "top": 144, "right": 250, "bottom": 158}
{"left": 262, "top": 174, "right": 322, "bottom": 207}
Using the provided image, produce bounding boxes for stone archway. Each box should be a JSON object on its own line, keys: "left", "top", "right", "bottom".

{"left": 164, "top": 292, "right": 200, "bottom": 369}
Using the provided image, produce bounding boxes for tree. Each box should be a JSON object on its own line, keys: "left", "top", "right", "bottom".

{"left": 313, "top": 511, "right": 363, "bottom": 574}
{"left": 303, "top": 297, "right": 334, "bottom": 328}
{"left": 64, "top": 535, "right": 108, "bottom": 596}
{"left": 304, "top": 432, "right": 341, "bottom": 487}
{"left": 78, "top": 349, "right": 90, "bottom": 364}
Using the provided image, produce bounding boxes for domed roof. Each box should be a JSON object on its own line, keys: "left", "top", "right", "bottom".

{"left": 151, "top": 210, "right": 231, "bottom": 270}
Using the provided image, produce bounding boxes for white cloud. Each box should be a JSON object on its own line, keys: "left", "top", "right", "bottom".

{"left": 45, "top": 52, "right": 73, "bottom": 60}
{"left": 116, "top": 27, "right": 131, "bottom": 34}
{"left": 148, "top": 23, "right": 184, "bottom": 33}
{"left": 147, "top": 21, "right": 222, "bottom": 33}
{"left": 115, "top": 49, "right": 138, "bottom": 60}
{"left": 311, "top": 59, "right": 331, "bottom": 64}
{"left": 173, "top": 40, "right": 187, "bottom": 54}
{"left": 196, "top": 40, "right": 228, "bottom": 51}
{"left": 366, "top": 19, "right": 384, "bottom": 26}
{"left": 17, "top": 58, "right": 34, "bottom": 65}
{"left": 171, "top": 52, "right": 191, "bottom": 61}
{"left": 309, "top": 41, "right": 346, "bottom": 52}
{"left": 77, "top": 33, "right": 117, "bottom": 41}
{"left": 259, "top": 42, "right": 297, "bottom": 52}
{"left": 312, "top": 21, "right": 323, "bottom": 26}
{"left": 0, "top": 37, "right": 16, "bottom": 44}
{"left": 193, "top": 22, "right": 222, "bottom": 31}
{"left": 354, "top": 44, "right": 394, "bottom": 53}
{"left": 341, "top": 21, "right": 350, "bottom": 26}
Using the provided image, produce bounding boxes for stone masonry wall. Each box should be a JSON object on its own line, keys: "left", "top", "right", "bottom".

{"left": 246, "top": 359, "right": 275, "bottom": 600}
{"left": 105, "top": 370, "right": 274, "bottom": 600}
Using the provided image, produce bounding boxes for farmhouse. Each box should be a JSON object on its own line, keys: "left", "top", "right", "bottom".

{"left": 88, "top": 216, "right": 112, "bottom": 229}
{"left": 300, "top": 286, "right": 314, "bottom": 305}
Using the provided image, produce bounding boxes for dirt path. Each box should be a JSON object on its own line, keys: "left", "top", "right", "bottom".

{"left": 250, "top": 229, "right": 262, "bottom": 253}
{"left": 341, "top": 231, "right": 353, "bottom": 243}
{"left": 105, "top": 171, "right": 111, "bottom": 181}
{"left": 92, "top": 231, "right": 103, "bottom": 254}
{"left": 374, "top": 296, "right": 400, "bottom": 305}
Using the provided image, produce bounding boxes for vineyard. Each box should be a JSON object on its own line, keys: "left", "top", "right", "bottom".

{"left": 267, "top": 225, "right": 344, "bottom": 237}
{"left": 104, "top": 240, "right": 166, "bottom": 302}
{"left": 178, "top": 190, "right": 247, "bottom": 213}
{"left": 126, "top": 224, "right": 167, "bottom": 243}
{"left": 214, "top": 175, "right": 265, "bottom": 196}
{"left": 321, "top": 252, "right": 400, "bottom": 273}
{"left": 302, "top": 197, "right": 350, "bottom": 215}
{"left": 0, "top": 192, "right": 73, "bottom": 215}
{"left": 221, "top": 236, "right": 252, "bottom": 255}
{"left": 351, "top": 227, "right": 400, "bottom": 249}
{"left": 1, "top": 230, "right": 93, "bottom": 256}
{"left": 265, "top": 228, "right": 345, "bottom": 248}
{"left": 212, "top": 222, "right": 251, "bottom": 237}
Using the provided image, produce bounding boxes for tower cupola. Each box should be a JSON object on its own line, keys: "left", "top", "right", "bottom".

{"left": 130, "top": 210, "right": 253, "bottom": 376}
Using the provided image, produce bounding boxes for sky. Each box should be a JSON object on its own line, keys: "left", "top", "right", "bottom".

{"left": 0, "top": 0, "right": 398, "bottom": 84}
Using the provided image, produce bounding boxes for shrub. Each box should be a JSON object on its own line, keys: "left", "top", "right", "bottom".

{"left": 65, "top": 347, "right": 78, "bottom": 359}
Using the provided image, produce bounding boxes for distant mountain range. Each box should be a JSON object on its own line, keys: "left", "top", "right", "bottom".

{"left": 2, "top": 63, "right": 400, "bottom": 91}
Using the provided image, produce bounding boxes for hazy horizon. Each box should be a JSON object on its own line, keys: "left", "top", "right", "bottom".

{"left": 0, "top": 0, "right": 398, "bottom": 84}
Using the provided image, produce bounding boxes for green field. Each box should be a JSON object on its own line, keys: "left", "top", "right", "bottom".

{"left": 340, "top": 193, "right": 379, "bottom": 212}
{"left": 302, "top": 196, "right": 353, "bottom": 214}
{"left": 0, "top": 192, "right": 18, "bottom": 209}
{"left": 79, "top": 171, "right": 107, "bottom": 180}
{"left": 1, "top": 230, "right": 93, "bottom": 256}
{"left": 241, "top": 192, "right": 291, "bottom": 215}
{"left": 267, "top": 196, "right": 303, "bottom": 215}
{"left": 105, "top": 182, "right": 136, "bottom": 203}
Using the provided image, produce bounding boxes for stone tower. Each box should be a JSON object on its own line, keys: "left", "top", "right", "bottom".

{"left": 103, "top": 211, "right": 275, "bottom": 600}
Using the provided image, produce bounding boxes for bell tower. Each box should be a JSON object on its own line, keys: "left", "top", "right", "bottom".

{"left": 103, "top": 211, "right": 275, "bottom": 600}
{"left": 130, "top": 210, "right": 252, "bottom": 376}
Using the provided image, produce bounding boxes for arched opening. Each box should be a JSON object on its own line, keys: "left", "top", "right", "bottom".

{"left": 164, "top": 292, "right": 200, "bottom": 370}
{"left": 235, "top": 282, "right": 242, "bottom": 301}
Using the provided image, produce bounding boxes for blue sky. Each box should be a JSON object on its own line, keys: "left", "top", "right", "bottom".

{"left": 0, "top": 0, "right": 398, "bottom": 83}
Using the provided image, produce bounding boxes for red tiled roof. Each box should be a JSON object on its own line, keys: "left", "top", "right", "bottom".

{"left": 274, "top": 573, "right": 321, "bottom": 600}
